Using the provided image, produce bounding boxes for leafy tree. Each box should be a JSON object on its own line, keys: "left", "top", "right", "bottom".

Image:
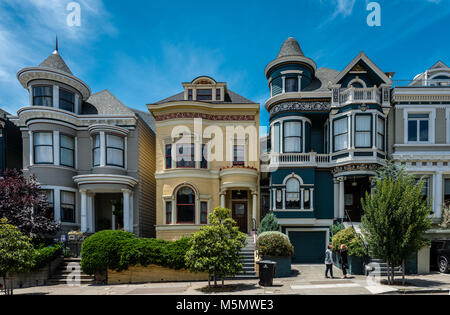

{"left": 371, "top": 160, "right": 405, "bottom": 186}
{"left": 0, "top": 169, "right": 59, "bottom": 238}
{"left": 0, "top": 218, "right": 36, "bottom": 295}
{"left": 185, "top": 207, "right": 247, "bottom": 288}
{"left": 362, "top": 173, "right": 432, "bottom": 285}
{"left": 331, "top": 228, "right": 367, "bottom": 257}
{"left": 258, "top": 212, "right": 279, "bottom": 234}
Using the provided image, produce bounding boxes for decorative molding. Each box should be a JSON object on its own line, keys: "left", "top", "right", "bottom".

{"left": 270, "top": 101, "right": 331, "bottom": 116}
{"left": 154, "top": 112, "right": 255, "bottom": 122}
{"left": 332, "top": 163, "right": 381, "bottom": 175}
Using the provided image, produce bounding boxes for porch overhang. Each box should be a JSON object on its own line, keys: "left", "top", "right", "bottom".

{"left": 73, "top": 174, "right": 138, "bottom": 192}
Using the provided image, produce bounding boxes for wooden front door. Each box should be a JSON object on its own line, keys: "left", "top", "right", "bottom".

{"left": 232, "top": 202, "right": 248, "bottom": 233}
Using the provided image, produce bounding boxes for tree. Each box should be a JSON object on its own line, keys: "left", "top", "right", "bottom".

{"left": 185, "top": 207, "right": 247, "bottom": 288}
{"left": 0, "top": 169, "right": 59, "bottom": 238}
{"left": 371, "top": 160, "right": 405, "bottom": 186}
{"left": 361, "top": 173, "right": 432, "bottom": 285}
{"left": 0, "top": 218, "right": 36, "bottom": 295}
{"left": 258, "top": 212, "right": 279, "bottom": 234}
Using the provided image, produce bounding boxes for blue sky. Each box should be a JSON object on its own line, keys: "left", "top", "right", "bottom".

{"left": 0, "top": 0, "right": 449, "bottom": 131}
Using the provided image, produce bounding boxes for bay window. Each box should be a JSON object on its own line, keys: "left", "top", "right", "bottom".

{"left": 59, "top": 89, "right": 75, "bottom": 112}
{"left": 61, "top": 191, "right": 75, "bottom": 223}
{"left": 333, "top": 117, "right": 348, "bottom": 152}
{"left": 34, "top": 132, "right": 54, "bottom": 164}
{"left": 106, "top": 134, "right": 125, "bottom": 167}
{"left": 408, "top": 114, "right": 429, "bottom": 143}
{"left": 33, "top": 86, "right": 53, "bottom": 107}
{"left": 93, "top": 134, "right": 101, "bottom": 167}
{"left": 376, "top": 116, "right": 385, "bottom": 150}
{"left": 201, "top": 144, "right": 208, "bottom": 169}
{"left": 233, "top": 145, "right": 245, "bottom": 166}
{"left": 43, "top": 189, "right": 54, "bottom": 220}
{"left": 355, "top": 115, "right": 372, "bottom": 148}
{"left": 60, "top": 134, "right": 75, "bottom": 168}
{"left": 285, "top": 77, "right": 299, "bottom": 92}
{"left": 165, "top": 144, "right": 172, "bottom": 169}
{"left": 176, "top": 144, "right": 195, "bottom": 168}
{"left": 273, "top": 123, "right": 281, "bottom": 153}
{"left": 283, "top": 121, "right": 302, "bottom": 153}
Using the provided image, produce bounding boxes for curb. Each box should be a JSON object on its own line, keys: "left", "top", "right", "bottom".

{"left": 386, "top": 288, "right": 450, "bottom": 295}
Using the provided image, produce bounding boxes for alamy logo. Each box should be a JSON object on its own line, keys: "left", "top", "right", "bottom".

{"left": 67, "top": 2, "right": 81, "bottom": 27}
{"left": 66, "top": 262, "right": 81, "bottom": 286}
{"left": 367, "top": 2, "right": 381, "bottom": 27}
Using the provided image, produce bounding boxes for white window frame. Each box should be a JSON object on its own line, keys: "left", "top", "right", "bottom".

{"left": 403, "top": 108, "right": 435, "bottom": 144}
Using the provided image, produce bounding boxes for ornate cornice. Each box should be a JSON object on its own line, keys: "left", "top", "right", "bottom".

{"left": 332, "top": 163, "right": 381, "bottom": 175}
{"left": 154, "top": 112, "right": 255, "bottom": 122}
{"left": 270, "top": 101, "right": 331, "bottom": 116}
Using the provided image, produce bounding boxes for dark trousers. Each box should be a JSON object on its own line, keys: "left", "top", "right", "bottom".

{"left": 325, "top": 264, "right": 334, "bottom": 278}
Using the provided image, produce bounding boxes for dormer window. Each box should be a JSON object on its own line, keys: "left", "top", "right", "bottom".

{"left": 33, "top": 86, "right": 53, "bottom": 107}
{"left": 285, "top": 77, "right": 299, "bottom": 93}
{"left": 59, "top": 89, "right": 75, "bottom": 112}
{"left": 188, "top": 89, "right": 193, "bottom": 101}
{"left": 216, "top": 89, "right": 221, "bottom": 100}
{"left": 197, "top": 89, "right": 212, "bottom": 101}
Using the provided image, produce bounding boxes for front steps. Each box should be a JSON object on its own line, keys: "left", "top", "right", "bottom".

{"left": 48, "top": 258, "right": 95, "bottom": 285}
{"left": 228, "top": 235, "right": 258, "bottom": 280}
{"left": 366, "top": 258, "right": 403, "bottom": 277}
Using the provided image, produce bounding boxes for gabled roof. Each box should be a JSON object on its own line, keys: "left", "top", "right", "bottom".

{"left": 277, "top": 37, "right": 304, "bottom": 58}
{"left": 83, "top": 90, "right": 135, "bottom": 116}
{"left": 332, "top": 52, "right": 393, "bottom": 86}
{"left": 39, "top": 50, "right": 73, "bottom": 75}
{"left": 152, "top": 89, "right": 257, "bottom": 105}
{"left": 429, "top": 60, "right": 448, "bottom": 70}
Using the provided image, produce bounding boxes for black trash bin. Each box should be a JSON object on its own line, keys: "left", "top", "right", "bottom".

{"left": 257, "top": 260, "right": 277, "bottom": 287}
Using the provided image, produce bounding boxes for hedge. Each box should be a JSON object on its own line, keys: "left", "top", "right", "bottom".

{"left": 257, "top": 231, "right": 294, "bottom": 257}
{"left": 80, "top": 230, "right": 191, "bottom": 275}
{"left": 32, "top": 244, "right": 63, "bottom": 271}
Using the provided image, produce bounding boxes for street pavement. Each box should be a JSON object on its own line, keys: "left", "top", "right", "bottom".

{"left": 11, "top": 265, "right": 450, "bottom": 295}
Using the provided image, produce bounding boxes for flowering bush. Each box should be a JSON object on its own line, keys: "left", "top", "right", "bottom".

{"left": 257, "top": 231, "right": 294, "bottom": 257}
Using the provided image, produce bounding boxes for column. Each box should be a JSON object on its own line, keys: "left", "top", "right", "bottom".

{"left": 100, "top": 132, "right": 106, "bottom": 167}
{"left": 298, "top": 75, "right": 302, "bottom": 92}
{"left": 28, "top": 86, "right": 33, "bottom": 106}
{"left": 435, "top": 172, "right": 443, "bottom": 219}
{"left": 53, "top": 131, "right": 60, "bottom": 166}
{"left": 300, "top": 188, "right": 305, "bottom": 210}
{"left": 54, "top": 188, "right": 61, "bottom": 223}
{"left": 310, "top": 188, "right": 314, "bottom": 210}
{"left": 129, "top": 192, "right": 134, "bottom": 233}
{"left": 29, "top": 131, "right": 34, "bottom": 166}
{"left": 80, "top": 190, "right": 88, "bottom": 233}
{"left": 87, "top": 193, "right": 94, "bottom": 233}
{"left": 122, "top": 189, "right": 131, "bottom": 232}
{"left": 124, "top": 136, "right": 128, "bottom": 169}
{"left": 252, "top": 192, "right": 258, "bottom": 231}
{"left": 220, "top": 192, "right": 226, "bottom": 208}
{"left": 74, "top": 94, "right": 80, "bottom": 114}
{"left": 75, "top": 137, "right": 78, "bottom": 169}
{"left": 282, "top": 188, "right": 286, "bottom": 210}
{"left": 282, "top": 76, "right": 286, "bottom": 93}
{"left": 339, "top": 178, "right": 345, "bottom": 220}
{"left": 272, "top": 188, "right": 277, "bottom": 210}
{"left": 334, "top": 179, "right": 339, "bottom": 219}
{"left": 53, "top": 85, "right": 59, "bottom": 109}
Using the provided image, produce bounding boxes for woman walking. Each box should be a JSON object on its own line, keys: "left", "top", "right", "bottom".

{"left": 340, "top": 244, "right": 349, "bottom": 279}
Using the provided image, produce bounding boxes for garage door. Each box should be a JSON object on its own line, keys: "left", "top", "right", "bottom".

{"left": 289, "top": 231, "right": 327, "bottom": 264}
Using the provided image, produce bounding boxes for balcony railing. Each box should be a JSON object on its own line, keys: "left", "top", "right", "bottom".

{"left": 338, "top": 87, "right": 381, "bottom": 105}
{"left": 270, "top": 152, "right": 331, "bottom": 167}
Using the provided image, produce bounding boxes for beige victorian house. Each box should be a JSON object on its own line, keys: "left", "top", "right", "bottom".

{"left": 148, "top": 76, "right": 260, "bottom": 240}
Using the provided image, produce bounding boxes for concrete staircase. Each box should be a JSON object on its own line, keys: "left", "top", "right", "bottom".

{"left": 228, "top": 235, "right": 257, "bottom": 279}
{"left": 366, "top": 258, "right": 403, "bottom": 277}
{"left": 48, "top": 258, "right": 95, "bottom": 285}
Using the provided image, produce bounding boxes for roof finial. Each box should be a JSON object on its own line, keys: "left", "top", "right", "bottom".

{"left": 55, "top": 35, "right": 59, "bottom": 52}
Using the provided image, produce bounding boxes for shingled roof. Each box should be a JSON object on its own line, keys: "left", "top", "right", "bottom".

{"left": 277, "top": 37, "right": 304, "bottom": 58}
{"left": 39, "top": 50, "right": 73, "bottom": 75}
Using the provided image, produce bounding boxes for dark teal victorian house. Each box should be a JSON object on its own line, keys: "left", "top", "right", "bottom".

{"left": 265, "top": 38, "right": 393, "bottom": 263}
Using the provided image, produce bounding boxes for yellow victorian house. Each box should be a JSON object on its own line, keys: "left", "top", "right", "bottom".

{"left": 148, "top": 76, "right": 260, "bottom": 240}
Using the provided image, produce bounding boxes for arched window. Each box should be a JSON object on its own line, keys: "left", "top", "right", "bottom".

{"left": 177, "top": 187, "right": 196, "bottom": 224}
{"left": 286, "top": 178, "right": 300, "bottom": 209}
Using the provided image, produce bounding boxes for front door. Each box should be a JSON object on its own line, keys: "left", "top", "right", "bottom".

{"left": 232, "top": 202, "right": 248, "bottom": 233}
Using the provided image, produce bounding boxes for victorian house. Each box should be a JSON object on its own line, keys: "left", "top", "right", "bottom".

{"left": 390, "top": 61, "right": 450, "bottom": 240}
{"left": 10, "top": 44, "right": 156, "bottom": 237}
{"left": 148, "top": 76, "right": 260, "bottom": 240}
{"left": 266, "top": 38, "right": 393, "bottom": 263}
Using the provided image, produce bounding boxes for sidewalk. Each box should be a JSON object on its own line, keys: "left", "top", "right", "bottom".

{"left": 10, "top": 265, "right": 450, "bottom": 295}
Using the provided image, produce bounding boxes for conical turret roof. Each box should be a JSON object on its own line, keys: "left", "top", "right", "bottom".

{"left": 277, "top": 37, "right": 304, "bottom": 58}
{"left": 39, "top": 50, "right": 73, "bottom": 75}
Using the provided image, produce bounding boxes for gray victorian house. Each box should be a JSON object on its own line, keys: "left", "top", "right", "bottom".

{"left": 10, "top": 45, "right": 156, "bottom": 237}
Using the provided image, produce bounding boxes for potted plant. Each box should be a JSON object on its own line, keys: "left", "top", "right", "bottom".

{"left": 332, "top": 228, "right": 368, "bottom": 275}
{"left": 257, "top": 231, "right": 294, "bottom": 278}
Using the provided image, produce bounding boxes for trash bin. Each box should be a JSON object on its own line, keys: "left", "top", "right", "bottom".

{"left": 257, "top": 260, "right": 277, "bottom": 287}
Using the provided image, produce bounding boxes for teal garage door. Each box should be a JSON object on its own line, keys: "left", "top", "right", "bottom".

{"left": 289, "top": 231, "right": 327, "bottom": 263}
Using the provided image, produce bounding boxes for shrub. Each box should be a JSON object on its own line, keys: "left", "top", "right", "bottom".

{"left": 331, "top": 228, "right": 367, "bottom": 257}
{"left": 257, "top": 231, "right": 294, "bottom": 257}
{"left": 330, "top": 222, "right": 345, "bottom": 239}
{"left": 81, "top": 230, "right": 136, "bottom": 275}
{"left": 258, "top": 213, "right": 279, "bottom": 234}
{"left": 32, "top": 244, "right": 63, "bottom": 270}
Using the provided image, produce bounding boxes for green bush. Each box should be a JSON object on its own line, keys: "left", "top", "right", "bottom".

{"left": 81, "top": 230, "right": 136, "bottom": 275}
{"left": 80, "top": 230, "right": 191, "bottom": 275}
{"left": 32, "top": 244, "right": 63, "bottom": 270}
{"left": 330, "top": 222, "right": 345, "bottom": 239}
{"left": 257, "top": 231, "right": 294, "bottom": 257}
{"left": 331, "top": 228, "right": 367, "bottom": 257}
{"left": 258, "top": 213, "right": 279, "bottom": 234}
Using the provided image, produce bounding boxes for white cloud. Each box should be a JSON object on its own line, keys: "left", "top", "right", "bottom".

{"left": 332, "top": 0, "right": 356, "bottom": 18}
{"left": 0, "top": 0, "right": 115, "bottom": 114}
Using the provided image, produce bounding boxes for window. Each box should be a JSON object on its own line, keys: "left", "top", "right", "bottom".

{"left": 416, "top": 176, "right": 430, "bottom": 202}
{"left": 177, "top": 187, "right": 195, "bottom": 224}
{"left": 60, "top": 135, "right": 75, "bottom": 168}
{"left": 233, "top": 145, "right": 245, "bottom": 166}
{"left": 273, "top": 123, "right": 281, "bottom": 153}
{"left": 283, "top": 121, "right": 302, "bottom": 153}
{"left": 286, "top": 178, "right": 300, "bottom": 209}
{"left": 166, "top": 201, "right": 172, "bottom": 224}
{"left": 216, "top": 89, "right": 221, "bottom": 100}
{"left": 200, "top": 202, "right": 208, "bottom": 224}
{"left": 106, "top": 134, "right": 124, "bottom": 167}
{"left": 188, "top": 89, "right": 193, "bottom": 101}
{"left": 355, "top": 115, "right": 372, "bottom": 148}
{"left": 201, "top": 144, "right": 208, "bottom": 169}
{"left": 33, "top": 86, "right": 53, "bottom": 107}
{"left": 93, "top": 134, "right": 101, "bottom": 167}
{"left": 176, "top": 144, "right": 195, "bottom": 168}
{"left": 165, "top": 144, "right": 172, "bottom": 169}
{"left": 304, "top": 189, "right": 311, "bottom": 210}
{"left": 408, "top": 114, "right": 429, "bottom": 143}
{"left": 275, "top": 189, "right": 283, "bottom": 210}
{"left": 61, "top": 191, "right": 75, "bottom": 223}
{"left": 444, "top": 179, "right": 450, "bottom": 204}
{"left": 34, "top": 132, "right": 53, "bottom": 164}
{"left": 196, "top": 89, "right": 212, "bottom": 101}
{"left": 59, "top": 89, "right": 75, "bottom": 112}
{"left": 377, "top": 116, "right": 385, "bottom": 150}
{"left": 285, "top": 77, "right": 299, "bottom": 92}
{"left": 43, "top": 189, "right": 54, "bottom": 220}
{"left": 333, "top": 117, "right": 348, "bottom": 152}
